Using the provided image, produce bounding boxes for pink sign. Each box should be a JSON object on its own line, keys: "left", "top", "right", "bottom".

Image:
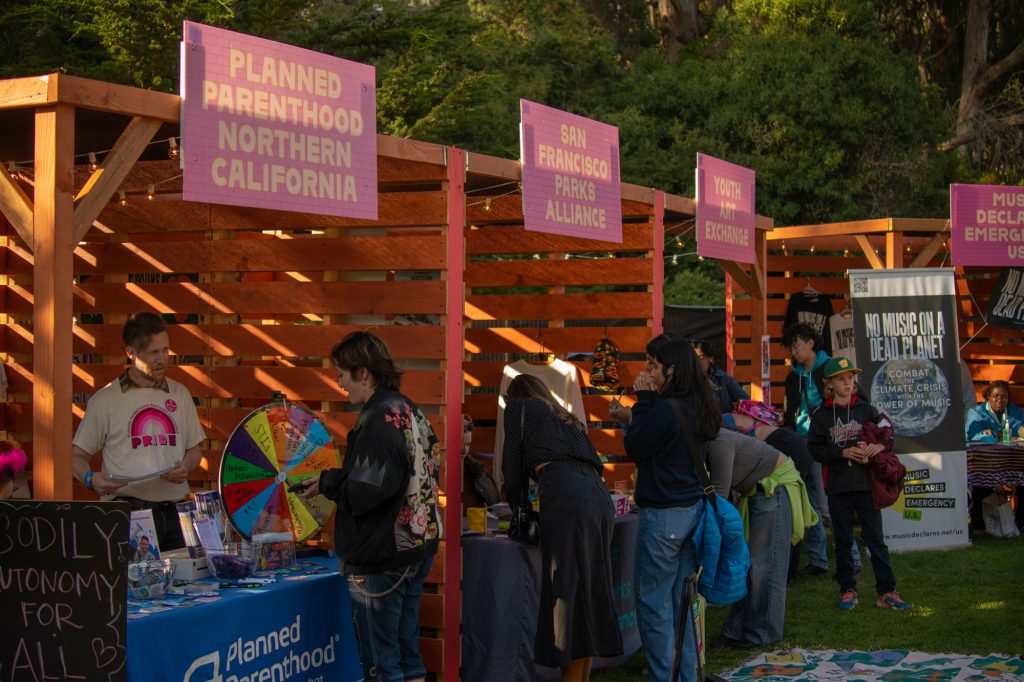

{"left": 181, "top": 22, "right": 377, "bottom": 219}
{"left": 696, "top": 153, "right": 756, "bottom": 264}
{"left": 950, "top": 183, "right": 1024, "bottom": 266}
{"left": 520, "top": 100, "right": 621, "bottom": 243}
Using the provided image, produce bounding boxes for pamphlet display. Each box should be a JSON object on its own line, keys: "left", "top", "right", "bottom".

{"left": 219, "top": 401, "right": 340, "bottom": 541}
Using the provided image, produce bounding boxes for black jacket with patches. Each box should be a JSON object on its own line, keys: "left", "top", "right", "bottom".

{"left": 807, "top": 395, "right": 881, "bottom": 495}
{"left": 320, "top": 389, "right": 442, "bottom": 574}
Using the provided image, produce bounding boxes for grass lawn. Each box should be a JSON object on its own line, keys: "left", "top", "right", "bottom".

{"left": 592, "top": 534, "right": 1024, "bottom": 680}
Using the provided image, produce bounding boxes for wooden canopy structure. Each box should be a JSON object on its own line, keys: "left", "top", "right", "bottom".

{"left": 729, "top": 218, "right": 1020, "bottom": 407}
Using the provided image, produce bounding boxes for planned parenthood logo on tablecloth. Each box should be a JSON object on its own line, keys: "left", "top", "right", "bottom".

{"left": 696, "top": 153, "right": 756, "bottom": 264}
{"left": 181, "top": 21, "right": 377, "bottom": 219}
{"left": 950, "top": 183, "right": 1024, "bottom": 266}
{"left": 520, "top": 100, "right": 622, "bottom": 243}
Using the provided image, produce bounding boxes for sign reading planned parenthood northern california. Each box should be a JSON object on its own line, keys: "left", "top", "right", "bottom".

{"left": 696, "top": 153, "right": 756, "bottom": 264}
{"left": 520, "top": 100, "right": 622, "bottom": 243}
{"left": 950, "top": 183, "right": 1024, "bottom": 266}
{"left": 181, "top": 22, "right": 377, "bottom": 219}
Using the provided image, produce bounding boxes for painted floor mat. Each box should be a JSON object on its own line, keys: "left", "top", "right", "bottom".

{"left": 719, "top": 648, "right": 1024, "bottom": 681}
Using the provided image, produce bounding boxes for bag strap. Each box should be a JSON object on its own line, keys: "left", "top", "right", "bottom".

{"left": 518, "top": 402, "right": 531, "bottom": 507}
{"left": 667, "top": 398, "right": 718, "bottom": 512}
{"left": 670, "top": 573, "right": 705, "bottom": 681}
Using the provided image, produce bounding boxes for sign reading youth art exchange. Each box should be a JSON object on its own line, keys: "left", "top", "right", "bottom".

{"left": 696, "top": 153, "right": 755, "bottom": 264}
{"left": 950, "top": 183, "right": 1024, "bottom": 266}
{"left": 181, "top": 22, "right": 377, "bottom": 219}
{"left": 520, "top": 100, "right": 622, "bottom": 243}
{"left": 849, "top": 268, "right": 968, "bottom": 551}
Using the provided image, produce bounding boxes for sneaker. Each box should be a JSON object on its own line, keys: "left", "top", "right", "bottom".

{"left": 838, "top": 589, "right": 859, "bottom": 610}
{"left": 877, "top": 591, "right": 912, "bottom": 609}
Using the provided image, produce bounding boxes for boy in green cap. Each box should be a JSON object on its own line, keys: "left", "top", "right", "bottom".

{"left": 808, "top": 357, "right": 911, "bottom": 611}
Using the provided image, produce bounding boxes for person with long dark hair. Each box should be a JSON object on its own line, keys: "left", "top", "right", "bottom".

{"left": 296, "top": 331, "right": 442, "bottom": 682}
{"left": 624, "top": 340, "right": 721, "bottom": 681}
{"left": 502, "top": 374, "right": 623, "bottom": 682}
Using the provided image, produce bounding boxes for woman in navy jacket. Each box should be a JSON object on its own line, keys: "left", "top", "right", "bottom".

{"left": 624, "top": 340, "right": 720, "bottom": 681}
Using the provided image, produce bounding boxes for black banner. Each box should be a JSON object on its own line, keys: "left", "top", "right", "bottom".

{"left": 1, "top": 501, "right": 130, "bottom": 681}
{"left": 985, "top": 267, "right": 1024, "bottom": 330}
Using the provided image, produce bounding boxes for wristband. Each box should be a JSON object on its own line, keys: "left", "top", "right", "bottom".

{"left": 84, "top": 470, "right": 95, "bottom": 490}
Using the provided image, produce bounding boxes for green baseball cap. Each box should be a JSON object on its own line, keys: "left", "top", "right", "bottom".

{"left": 823, "top": 356, "right": 861, "bottom": 379}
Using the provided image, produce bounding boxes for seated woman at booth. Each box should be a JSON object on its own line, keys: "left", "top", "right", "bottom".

{"left": 966, "top": 380, "right": 1024, "bottom": 442}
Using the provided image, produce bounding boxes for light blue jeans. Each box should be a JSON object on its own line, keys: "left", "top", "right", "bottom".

{"left": 805, "top": 462, "right": 861, "bottom": 570}
{"left": 635, "top": 503, "right": 702, "bottom": 682}
{"left": 722, "top": 487, "right": 791, "bottom": 645}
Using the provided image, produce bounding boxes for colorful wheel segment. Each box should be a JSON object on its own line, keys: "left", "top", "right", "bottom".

{"left": 219, "top": 402, "right": 340, "bottom": 542}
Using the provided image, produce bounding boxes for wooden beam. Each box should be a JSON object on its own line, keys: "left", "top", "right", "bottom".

{"left": 0, "top": 171, "right": 33, "bottom": 247}
{"left": 53, "top": 73, "right": 180, "bottom": 122}
{"left": 32, "top": 104, "right": 76, "bottom": 500}
{"left": 664, "top": 192, "right": 696, "bottom": 217}
{"left": 376, "top": 134, "right": 446, "bottom": 166}
{"left": 767, "top": 218, "right": 893, "bottom": 241}
{"left": 721, "top": 260, "right": 757, "bottom": 297}
{"left": 0, "top": 75, "right": 53, "bottom": 110}
{"left": 854, "top": 234, "right": 885, "bottom": 269}
{"left": 911, "top": 232, "right": 947, "bottom": 268}
{"left": 751, "top": 231, "right": 766, "bottom": 301}
{"left": 653, "top": 191, "right": 665, "bottom": 335}
{"left": 749, "top": 228, "right": 769, "bottom": 400}
{"left": 72, "top": 116, "right": 163, "bottom": 243}
{"left": 886, "top": 231, "right": 904, "bottom": 269}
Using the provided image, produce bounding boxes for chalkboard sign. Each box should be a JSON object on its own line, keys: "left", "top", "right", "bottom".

{"left": 0, "top": 500, "right": 130, "bottom": 681}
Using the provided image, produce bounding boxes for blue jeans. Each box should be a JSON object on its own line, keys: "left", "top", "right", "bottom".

{"left": 346, "top": 557, "right": 433, "bottom": 682}
{"left": 635, "top": 504, "right": 702, "bottom": 682}
{"left": 722, "top": 487, "right": 791, "bottom": 646}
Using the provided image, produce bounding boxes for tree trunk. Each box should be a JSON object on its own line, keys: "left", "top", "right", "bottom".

{"left": 954, "top": 0, "right": 991, "bottom": 159}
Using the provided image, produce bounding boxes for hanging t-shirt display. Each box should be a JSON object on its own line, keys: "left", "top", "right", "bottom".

{"left": 784, "top": 291, "right": 835, "bottom": 354}
{"left": 829, "top": 312, "right": 856, "bottom": 364}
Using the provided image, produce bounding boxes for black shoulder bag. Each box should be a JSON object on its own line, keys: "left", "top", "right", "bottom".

{"left": 507, "top": 403, "right": 540, "bottom": 545}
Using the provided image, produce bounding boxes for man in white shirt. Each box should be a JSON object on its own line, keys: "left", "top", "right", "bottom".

{"left": 72, "top": 313, "right": 206, "bottom": 549}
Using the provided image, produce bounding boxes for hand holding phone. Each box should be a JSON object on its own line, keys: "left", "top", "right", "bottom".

{"left": 287, "top": 481, "right": 310, "bottom": 493}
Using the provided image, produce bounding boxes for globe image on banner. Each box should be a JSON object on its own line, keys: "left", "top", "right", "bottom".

{"left": 870, "top": 358, "right": 950, "bottom": 437}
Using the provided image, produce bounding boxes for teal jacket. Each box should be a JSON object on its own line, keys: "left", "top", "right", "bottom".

{"left": 966, "top": 402, "right": 1024, "bottom": 443}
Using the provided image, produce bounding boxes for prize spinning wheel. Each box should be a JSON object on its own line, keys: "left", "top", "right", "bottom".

{"left": 219, "top": 401, "right": 340, "bottom": 541}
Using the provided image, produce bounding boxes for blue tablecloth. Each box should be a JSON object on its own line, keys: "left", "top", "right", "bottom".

{"left": 127, "top": 557, "right": 363, "bottom": 682}
{"left": 461, "top": 513, "right": 640, "bottom": 682}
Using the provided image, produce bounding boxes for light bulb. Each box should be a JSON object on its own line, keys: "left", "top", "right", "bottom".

{"left": 809, "top": 244, "right": 815, "bottom": 253}
{"left": 88, "top": 151, "right": 97, "bottom": 171}
{"left": 484, "top": 198, "right": 491, "bottom": 212}
{"left": 671, "top": 255, "right": 678, "bottom": 265}
{"left": 168, "top": 137, "right": 179, "bottom": 159}
{"left": 147, "top": 184, "right": 155, "bottom": 200}
{"left": 118, "top": 190, "right": 127, "bottom": 207}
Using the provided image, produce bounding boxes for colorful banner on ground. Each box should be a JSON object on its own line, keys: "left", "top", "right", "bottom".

{"left": 696, "top": 153, "right": 756, "bottom": 264}
{"left": 849, "top": 268, "right": 969, "bottom": 551}
{"left": 519, "top": 100, "right": 622, "bottom": 243}
{"left": 950, "top": 183, "right": 1024, "bottom": 266}
{"left": 985, "top": 267, "right": 1024, "bottom": 330}
{"left": 181, "top": 21, "right": 377, "bottom": 219}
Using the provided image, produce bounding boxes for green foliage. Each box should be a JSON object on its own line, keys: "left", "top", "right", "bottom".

{"left": 610, "top": 0, "right": 957, "bottom": 225}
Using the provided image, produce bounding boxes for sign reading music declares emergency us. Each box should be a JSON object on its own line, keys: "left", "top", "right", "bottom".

{"left": 520, "top": 100, "right": 622, "bottom": 243}
{"left": 950, "top": 183, "right": 1024, "bottom": 266}
{"left": 696, "top": 153, "right": 756, "bottom": 264}
{"left": 181, "top": 22, "right": 377, "bottom": 219}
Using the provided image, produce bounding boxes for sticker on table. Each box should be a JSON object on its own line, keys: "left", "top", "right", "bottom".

{"left": 220, "top": 402, "right": 341, "bottom": 541}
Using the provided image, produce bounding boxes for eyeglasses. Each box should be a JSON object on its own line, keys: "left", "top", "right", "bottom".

{"left": 989, "top": 393, "right": 1009, "bottom": 402}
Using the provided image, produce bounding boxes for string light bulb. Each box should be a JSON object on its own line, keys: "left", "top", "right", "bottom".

{"left": 675, "top": 236, "right": 682, "bottom": 246}
{"left": 167, "top": 137, "right": 179, "bottom": 159}
{"left": 698, "top": 255, "right": 705, "bottom": 262}
{"left": 809, "top": 244, "right": 816, "bottom": 253}
{"left": 147, "top": 183, "right": 155, "bottom": 201}
{"left": 88, "top": 151, "right": 97, "bottom": 171}
{"left": 781, "top": 241, "right": 787, "bottom": 254}
{"left": 6, "top": 161, "right": 15, "bottom": 177}
{"left": 484, "top": 198, "right": 491, "bottom": 212}
{"left": 671, "top": 254, "right": 678, "bottom": 266}
{"left": 843, "top": 247, "right": 849, "bottom": 257}
{"left": 532, "top": 253, "right": 541, "bottom": 260}
{"left": 118, "top": 190, "right": 127, "bottom": 207}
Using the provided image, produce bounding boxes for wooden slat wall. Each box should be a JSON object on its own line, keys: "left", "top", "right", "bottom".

{"left": 729, "top": 232, "right": 1022, "bottom": 413}
{"left": 462, "top": 196, "right": 663, "bottom": 493}
{"left": 1, "top": 151, "right": 460, "bottom": 679}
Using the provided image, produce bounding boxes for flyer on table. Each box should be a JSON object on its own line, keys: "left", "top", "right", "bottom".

{"left": 520, "top": 100, "right": 622, "bottom": 243}
{"left": 849, "top": 269, "right": 968, "bottom": 551}
{"left": 950, "top": 183, "right": 1024, "bottom": 266}
{"left": 696, "top": 153, "right": 756, "bottom": 264}
{"left": 181, "top": 21, "right": 377, "bottom": 219}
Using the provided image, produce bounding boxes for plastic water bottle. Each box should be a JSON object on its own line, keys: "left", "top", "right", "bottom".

{"left": 1002, "top": 422, "right": 1012, "bottom": 444}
